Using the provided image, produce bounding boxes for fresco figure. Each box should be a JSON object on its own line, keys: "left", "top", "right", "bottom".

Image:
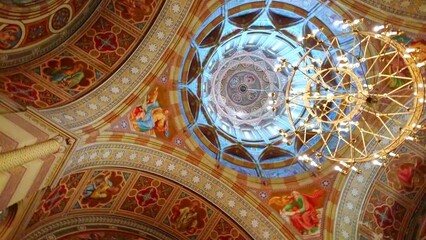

{"left": 387, "top": 154, "right": 426, "bottom": 192}
{"left": 390, "top": 37, "right": 426, "bottom": 88}
{"left": 48, "top": 61, "right": 85, "bottom": 88}
{"left": 83, "top": 173, "right": 120, "bottom": 200}
{"left": 171, "top": 200, "right": 203, "bottom": 234}
{"left": 0, "top": 24, "right": 21, "bottom": 50}
{"left": 129, "top": 87, "right": 169, "bottom": 137}
{"left": 409, "top": 40, "right": 426, "bottom": 62}
{"left": 115, "top": 0, "right": 154, "bottom": 22}
{"left": 269, "top": 190, "right": 323, "bottom": 235}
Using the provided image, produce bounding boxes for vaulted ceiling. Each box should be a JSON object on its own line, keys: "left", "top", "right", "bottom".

{"left": 0, "top": 0, "right": 425, "bottom": 239}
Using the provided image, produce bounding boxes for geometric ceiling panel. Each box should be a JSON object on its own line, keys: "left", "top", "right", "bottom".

{"left": 0, "top": 0, "right": 101, "bottom": 68}
{"left": 22, "top": 169, "right": 253, "bottom": 240}
{"left": 0, "top": 0, "right": 164, "bottom": 109}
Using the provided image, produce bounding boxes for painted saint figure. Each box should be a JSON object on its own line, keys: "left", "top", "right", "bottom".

{"left": 82, "top": 173, "right": 120, "bottom": 200}
{"left": 170, "top": 200, "right": 202, "bottom": 234}
{"left": 115, "top": 0, "right": 154, "bottom": 22}
{"left": 49, "top": 61, "right": 85, "bottom": 88}
{"left": 0, "top": 24, "right": 21, "bottom": 50}
{"left": 269, "top": 190, "right": 323, "bottom": 235}
{"left": 129, "top": 87, "right": 169, "bottom": 137}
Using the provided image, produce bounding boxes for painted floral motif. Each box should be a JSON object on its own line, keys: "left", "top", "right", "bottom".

{"left": 42, "top": 184, "right": 68, "bottom": 212}
{"left": 135, "top": 186, "right": 158, "bottom": 207}
{"left": 1, "top": 73, "right": 63, "bottom": 107}
{"left": 94, "top": 32, "right": 118, "bottom": 52}
{"left": 28, "top": 172, "right": 84, "bottom": 227}
{"left": 26, "top": 20, "right": 48, "bottom": 44}
{"left": 373, "top": 205, "right": 394, "bottom": 229}
{"left": 212, "top": 218, "right": 247, "bottom": 240}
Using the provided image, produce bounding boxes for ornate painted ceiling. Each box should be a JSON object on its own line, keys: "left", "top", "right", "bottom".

{"left": 0, "top": 0, "right": 425, "bottom": 240}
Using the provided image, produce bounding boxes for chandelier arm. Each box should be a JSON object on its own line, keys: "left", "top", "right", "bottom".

{"left": 318, "top": 131, "right": 334, "bottom": 157}
{"left": 363, "top": 39, "right": 390, "bottom": 81}
{"left": 355, "top": 124, "right": 369, "bottom": 156}
{"left": 360, "top": 108, "right": 395, "bottom": 142}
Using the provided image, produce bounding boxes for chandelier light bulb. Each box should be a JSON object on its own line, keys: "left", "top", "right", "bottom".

{"left": 389, "top": 152, "right": 398, "bottom": 157}
{"left": 311, "top": 29, "right": 320, "bottom": 35}
{"left": 373, "top": 25, "right": 385, "bottom": 32}
{"left": 406, "top": 48, "right": 416, "bottom": 53}
{"left": 351, "top": 166, "right": 361, "bottom": 174}
{"left": 334, "top": 166, "right": 347, "bottom": 174}
{"left": 416, "top": 61, "right": 426, "bottom": 67}
{"left": 372, "top": 160, "right": 383, "bottom": 166}
{"left": 337, "top": 127, "right": 349, "bottom": 132}
{"left": 333, "top": 20, "right": 344, "bottom": 26}
{"left": 341, "top": 23, "right": 350, "bottom": 29}
{"left": 312, "top": 128, "right": 322, "bottom": 133}
{"left": 405, "top": 136, "right": 415, "bottom": 141}
{"left": 340, "top": 122, "right": 348, "bottom": 126}
{"left": 385, "top": 31, "right": 398, "bottom": 37}
{"left": 337, "top": 55, "right": 348, "bottom": 62}
{"left": 339, "top": 161, "right": 350, "bottom": 168}
{"left": 312, "top": 58, "right": 322, "bottom": 64}
{"left": 349, "top": 121, "right": 359, "bottom": 126}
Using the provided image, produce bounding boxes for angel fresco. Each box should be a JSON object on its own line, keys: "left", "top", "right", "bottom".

{"left": 389, "top": 36, "right": 426, "bottom": 88}
{"left": 129, "top": 87, "right": 169, "bottom": 137}
{"left": 387, "top": 153, "right": 426, "bottom": 193}
{"left": 115, "top": 0, "right": 155, "bottom": 22}
{"left": 170, "top": 199, "right": 207, "bottom": 235}
{"left": 47, "top": 61, "right": 85, "bottom": 88}
{"left": 269, "top": 190, "right": 324, "bottom": 235}
{"left": 81, "top": 171, "right": 122, "bottom": 208}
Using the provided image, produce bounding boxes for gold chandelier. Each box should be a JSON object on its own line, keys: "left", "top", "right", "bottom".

{"left": 270, "top": 19, "right": 425, "bottom": 174}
